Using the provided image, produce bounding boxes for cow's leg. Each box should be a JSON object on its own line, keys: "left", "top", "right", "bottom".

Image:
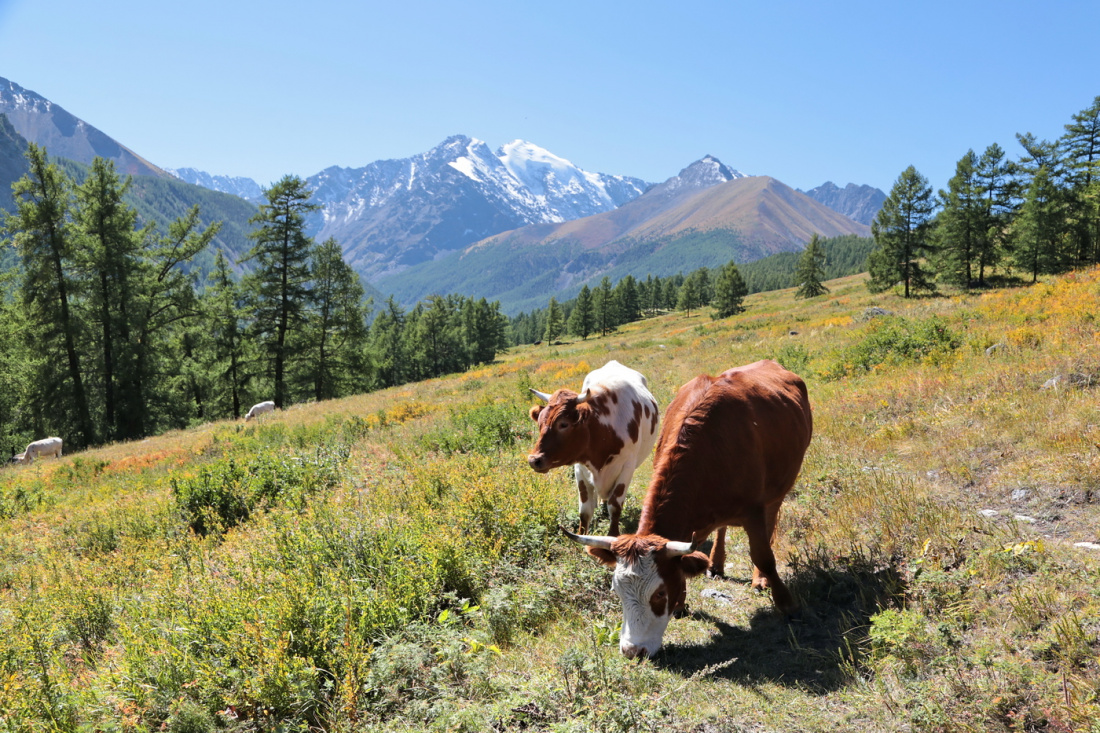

{"left": 576, "top": 467, "right": 598, "bottom": 535}
{"left": 707, "top": 527, "right": 728, "bottom": 577}
{"left": 745, "top": 506, "right": 796, "bottom": 613}
{"left": 606, "top": 482, "right": 628, "bottom": 536}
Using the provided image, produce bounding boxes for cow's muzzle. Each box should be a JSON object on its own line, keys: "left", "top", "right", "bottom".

{"left": 527, "top": 454, "right": 550, "bottom": 473}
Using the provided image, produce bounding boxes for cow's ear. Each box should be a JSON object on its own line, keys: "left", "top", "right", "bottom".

{"left": 529, "top": 405, "right": 543, "bottom": 422}
{"left": 678, "top": 551, "right": 711, "bottom": 578}
{"left": 586, "top": 546, "right": 617, "bottom": 568}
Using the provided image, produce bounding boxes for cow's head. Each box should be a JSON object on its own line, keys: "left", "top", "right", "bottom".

{"left": 527, "top": 388, "right": 591, "bottom": 472}
{"left": 563, "top": 527, "right": 710, "bottom": 658}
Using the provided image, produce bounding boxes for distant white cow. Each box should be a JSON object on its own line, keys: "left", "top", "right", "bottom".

{"left": 244, "top": 400, "right": 276, "bottom": 421}
{"left": 14, "top": 437, "right": 63, "bottom": 464}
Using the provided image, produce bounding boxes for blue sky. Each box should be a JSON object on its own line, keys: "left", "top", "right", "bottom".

{"left": 1, "top": 0, "right": 1097, "bottom": 193}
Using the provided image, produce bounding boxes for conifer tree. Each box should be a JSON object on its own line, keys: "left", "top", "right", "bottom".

{"left": 370, "top": 296, "right": 407, "bottom": 388}
{"left": 795, "top": 233, "right": 829, "bottom": 298}
{"left": 974, "top": 143, "right": 1013, "bottom": 284}
{"left": 304, "top": 237, "right": 370, "bottom": 401}
{"left": 243, "top": 175, "right": 318, "bottom": 408}
{"left": 614, "top": 275, "right": 641, "bottom": 323}
{"left": 712, "top": 260, "right": 748, "bottom": 318}
{"left": 1061, "top": 95, "right": 1100, "bottom": 263}
{"left": 7, "top": 144, "right": 95, "bottom": 446}
{"left": 676, "top": 275, "right": 701, "bottom": 315}
{"left": 594, "top": 276, "right": 617, "bottom": 336}
{"left": 868, "top": 166, "right": 937, "bottom": 297}
{"left": 1013, "top": 165, "right": 1067, "bottom": 282}
{"left": 205, "top": 250, "right": 251, "bottom": 418}
{"left": 568, "top": 284, "right": 595, "bottom": 339}
{"left": 935, "top": 151, "right": 985, "bottom": 288}
{"left": 543, "top": 297, "right": 564, "bottom": 344}
{"left": 74, "top": 157, "right": 143, "bottom": 440}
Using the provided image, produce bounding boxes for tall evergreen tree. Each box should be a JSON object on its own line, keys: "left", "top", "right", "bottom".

{"left": 1061, "top": 95, "right": 1100, "bottom": 263}
{"left": 120, "top": 206, "right": 218, "bottom": 437}
{"left": 543, "top": 297, "right": 564, "bottom": 344}
{"left": 712, "top": 260, "right": 748, "bottom": 318}
{"left": 974, "top": 143, "right": 1014, "bottom": 284}
{"left": 304, "top": 237, "right": 370, "bottom": 401}
{"left": 676, "top": 275, "right": 701, "bottom": 315}
{"left": 370, "top": 296, "right": 407, "bottom": 388}
{"left": 935, "top": 151, "right": 985, "bottom": 288}
{"left": 594, "top": 276, "right": 617, "bottom": 336}
{"left": 795, "top": 233, "right": 829, "bottom": 298}
{"left": 6, "top": 144, "right": 95, "bottom": 447}
{"left": 1013, "top": 165, "right": 1067, "bottom": 282}
{"left": 613, "top": 275, "right": 641, "bottom": 323}
{"left": 243, "top": 175, "right": 318, "bottom": 408}
{"left": 868, "top": 165, "right": 937, "bottom": 297}
{"left": 73, "top": 157, "right": 145, "bottom": 440}
{"left": 204, "top": 250, "right": 251, "bottom": 418}
{"left": 568, "top": 284, "right": 595, "bottom": 340}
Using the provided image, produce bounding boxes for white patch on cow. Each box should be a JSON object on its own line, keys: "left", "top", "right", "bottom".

{"left": 611, "top": 554, "right": 671, "bottom": 658}
{"left": 574, "top": 361, "right": 660, "bottom": 505}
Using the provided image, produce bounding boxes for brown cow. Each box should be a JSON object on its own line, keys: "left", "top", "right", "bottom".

{"left": 564, "top": 359, "right": 813, "bottom": 658}
{"left": 528, "top": 360, "right": 660, "bottom": 535}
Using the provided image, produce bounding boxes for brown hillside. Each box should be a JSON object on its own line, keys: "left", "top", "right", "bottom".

{"left": 472, "top": 175, "right": 869, "bottom": 257}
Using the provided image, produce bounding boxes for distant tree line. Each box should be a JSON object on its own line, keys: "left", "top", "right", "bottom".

{"left": 0, "top": 147, "right": 507, "bottom": 453}
{"left": 869, "top": 95, "right": 1100, "bottom": 295}
{"left": 509, "top": 233, "right": 873, "bottom": 345}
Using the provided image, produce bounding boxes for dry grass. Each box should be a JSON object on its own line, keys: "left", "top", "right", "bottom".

{"left": 3, "top": 269, "right": 1100, "bottom": 732}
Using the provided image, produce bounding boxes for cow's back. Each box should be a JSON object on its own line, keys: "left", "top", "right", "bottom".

{"left": 641, "top": 360, "right": 811, "bottom": 536}
{"left": 581, "top": 360, "right": 660, "bottom": 465}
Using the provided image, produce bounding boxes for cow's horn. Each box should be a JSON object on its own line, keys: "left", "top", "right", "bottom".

{"left": 575, "top": 389, "right": 590, "bottom": 405}
{"left": 664, "top": 532, "right": 704, "bottom": 556}
{"left": 560, "top": 525, "right": 614, "bottom": 550}
{"left": 529, "top": 388, "right": 553, "bottom": 402}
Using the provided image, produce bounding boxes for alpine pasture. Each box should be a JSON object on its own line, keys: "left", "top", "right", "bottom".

{"left": 2, "top": 269, "right": 1099, "bottom": 732}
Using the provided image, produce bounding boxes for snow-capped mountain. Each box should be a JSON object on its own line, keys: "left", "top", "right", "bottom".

{"left": 167, "top": 167, "right": 264, "bottom": 202}
{"left": 303, "top": 135, "right": 651, "bottom": 280}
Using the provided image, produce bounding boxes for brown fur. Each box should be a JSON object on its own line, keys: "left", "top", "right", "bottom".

{"left": 629, "top": 360, "right": 813, "bottom": 613}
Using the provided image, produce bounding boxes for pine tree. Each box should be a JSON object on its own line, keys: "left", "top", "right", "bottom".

{"left": 568, "top": 284, "right": 595, "bottom": 339}
{"left": 205, "top": 250, "right": 251, "bottom": 418}
{"left": 370, "top": 296, "right": 407, "bottom": 388}
{"left": 243, "top": 175, "right": 319, "bottom": 408}
{"left": 543, "top": 297, "right": 564, "bottom": 344}
{"left": 613, "top": 275, "right": 641, "bottom": 323}
{"left": 974, "top": 143, "right": 1013, "bottom": 284}
{"left": 1061, "top": 95, "right": 1100, "bottom": 263}
{"left": 594, "top": 276, "right": 617, "bottom": 336}
{"left": 795, "top": 233, "right": 829, "bottom": 298}
{"left": 73, "top": 157, "right": 143, "bottom": 440}
{"left": 676, "top": 275, "right": 701, "bottom": 315}
{"left": 868, "top": 166, "right": 937, "bottom": 297}
{"left": 304, "top": 237, "right": 370, "bottom": 401}
{"left": 935, "top": 151, "right": 985, "bottom": 288}
{"left": 712, "top": 261, "right": 748, "bottom": 318}
{"left": 7, "top": 144, "right": 96, "bottom": 447}
{"left": 1013, "top": 165, "right": 1067, "bottom": 282}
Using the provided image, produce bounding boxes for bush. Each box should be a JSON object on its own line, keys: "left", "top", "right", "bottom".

{"left": 830, "top": 316, "right": 961, "bottom": 377}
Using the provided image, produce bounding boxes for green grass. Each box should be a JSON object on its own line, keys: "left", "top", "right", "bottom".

{"left": 2, "top": 269, "right": 1100, "bottom": 732}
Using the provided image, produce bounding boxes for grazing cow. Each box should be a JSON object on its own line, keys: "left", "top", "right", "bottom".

{"left": 13, "top": 436, "right": 64, "bottom": 464}
{"left": 244, "top": 400, "right": 276, "bottom": 421}
{"left": 564, "top": 360, "right": 812, "bottom": 658}
{"left": 528, "top": 360, "right": 660, "bottom": 536}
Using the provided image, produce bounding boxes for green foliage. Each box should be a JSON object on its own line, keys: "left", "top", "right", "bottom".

{"left": 869, "top": 165, "right": 937, "bottom": 297}
{"left": 420, "top": 400, "right": 529, "bottom": 456}
{"left": 830, "top": 315, "right": 961, "bottom": 377}
{"left": 172, "top": 442, "right": 349, "bottom": 535}
{"left": 795, "top": 233, "right": 829, "bottom": 298}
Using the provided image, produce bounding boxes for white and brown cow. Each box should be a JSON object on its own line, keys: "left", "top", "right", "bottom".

{"left": 564, "top": 359, "right": 813, "bottom": 658}
{"left": 528, "top": 360, "right": 660, "bottom": 536}
{"left": 13, "top": 436, "right": 64, "bottom": 464}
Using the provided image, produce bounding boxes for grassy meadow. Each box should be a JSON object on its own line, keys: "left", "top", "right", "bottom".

{"left": 2, "top": 268, "right": 1100, "bottom": 732}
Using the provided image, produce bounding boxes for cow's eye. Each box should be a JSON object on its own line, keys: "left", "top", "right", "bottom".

{"left": 557, "top": 421, "right": 570, "bottom": 430}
